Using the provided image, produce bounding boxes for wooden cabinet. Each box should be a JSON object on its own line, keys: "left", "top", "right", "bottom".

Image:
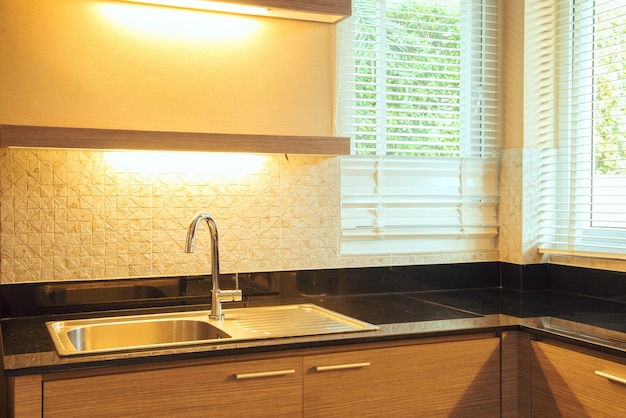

{"left": 42, "top": 356, "right": 302, "bottom": 418}
{"left": 14, "top": 327, "right": 626, "bottom": 418}
{"left": 7, "top": 375, "right": 43, "bottom": 418}
{"left": 530, "top": 340, "right": 626, "bottom": 417}
{"left": 303, "top": 336, "right": 501, "bottom": 417}
{"left": 9, "top": 334, "right": 501, "bottom": 417}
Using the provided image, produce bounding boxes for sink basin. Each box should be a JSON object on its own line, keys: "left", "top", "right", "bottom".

{"left": 48, "top": 312, "right": 232, "bottom": 355}
{"left": 64, "top": 319, "right": 231, "bottom": 353}
{"left": 46, "top": 304, "right": 379, "bottom": 356}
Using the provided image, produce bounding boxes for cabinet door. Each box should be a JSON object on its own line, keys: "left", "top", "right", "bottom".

{"left": 43, "top": 356, "right": 302, "bottom": 418}
{"left": 8, "top": 375, "right": 43, "bottom": 418}
{"left": 530, "top": 340, "right": 626, "bottom": 418}
{"left": 303, "top": 337, "right": 501, "bottom": 418}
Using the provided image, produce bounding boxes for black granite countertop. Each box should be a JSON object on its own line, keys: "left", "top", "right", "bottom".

{"left": 2, "top": 263, "right": 626, "bottom": 376}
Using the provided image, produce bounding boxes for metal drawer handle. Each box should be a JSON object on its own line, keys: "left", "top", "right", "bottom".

{"left": 595, "top": 371, "right": 626, "bottom": 386}
{"left": 235, "top": 369, "right": 296, "bottom": 380}
{"left": 315, "top": 362, "right": 371, "bottom": 372}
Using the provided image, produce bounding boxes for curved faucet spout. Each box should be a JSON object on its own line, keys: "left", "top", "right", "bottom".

{"left": 186, "top": 212, "right": 219, "bottom": 259}
{"left": 185, "top": 212, "right": 240, "bottom": 320}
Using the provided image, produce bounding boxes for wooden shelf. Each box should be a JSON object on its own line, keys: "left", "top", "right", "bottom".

{"left": 234, "top": 0, "right": 351, "bottom": 22}
{"left": 0, "top": 125, "right": 350, "bottom": 155}
{"left": 123, "top": 0, "right": 352, "bottom": 23}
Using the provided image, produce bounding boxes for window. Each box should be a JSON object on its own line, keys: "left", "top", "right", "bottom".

{"left": 336, "top": 0, "right": 499, "bottom": 255}
{"left": 536, "top": 0, "right": 626, "bottom": 258}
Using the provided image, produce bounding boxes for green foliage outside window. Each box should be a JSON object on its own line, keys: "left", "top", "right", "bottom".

{"left": 591, "top": 4, "right": 626, "bottom": 175}
{"left": 351, "top": 0, "right": 462, "bottom": 156}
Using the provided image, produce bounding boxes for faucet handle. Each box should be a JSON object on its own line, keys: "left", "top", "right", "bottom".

{"left": 232, "top": 288, "right": 243, "bottom": 302}
{"left": 216, "top": 274, "right": 242, "bottom": 302}
{"left": 233, "top": 273, "right": 243, "bottom": 301}
{"left": 216, "top": 288, "right": 243, "bottom": 302}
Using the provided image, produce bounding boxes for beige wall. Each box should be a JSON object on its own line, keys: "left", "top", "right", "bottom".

{"left": 0, "top": 0, "right": 334, "bottom": 135}
{"left": 0, "top": 0, "right": 624, "bottom": 284}
{"left": 498, "top": 0, "right": 525, "bottom": 264}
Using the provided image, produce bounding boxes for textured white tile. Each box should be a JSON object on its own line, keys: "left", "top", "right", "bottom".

{"left": 0, "top": 146, "right": 559, "bottom": 284}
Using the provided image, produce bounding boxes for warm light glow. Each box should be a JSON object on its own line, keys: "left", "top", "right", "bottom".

{"left": 121, "top": 0, "right": 269, "bottom": 16}
{"left": 104, "top": 151, "right": 268, "bottom": 177}
{"left": 99, "top": 2, "right": 261, "bottom": 38}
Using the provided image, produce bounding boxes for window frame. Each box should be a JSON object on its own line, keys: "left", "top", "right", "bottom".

{"left": 336, "top": 0, "right": 500, "bottom": 256}
{"left": 538, "top": 0, "right": 626, "bottom": 258}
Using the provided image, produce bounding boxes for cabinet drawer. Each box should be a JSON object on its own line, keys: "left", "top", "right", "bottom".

{"left": 531, "top": 340, "right": 626, "bottom": 417}
{"left": 43, "top": 356, "right": 302, "bottom": 418}
{"left": 303, "top": 337, "right": 501, "bottom": 417}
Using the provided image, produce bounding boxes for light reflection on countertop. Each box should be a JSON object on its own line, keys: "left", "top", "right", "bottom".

{"left": 3, "top": 313, "right": 625, "bottom": 374}
{"left": 522, "top": 316, "right": 626, "bottom": 353}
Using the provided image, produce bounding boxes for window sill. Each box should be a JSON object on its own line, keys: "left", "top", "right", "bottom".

{"left": 538, "top": 248, "right": 626, "bottom": 261}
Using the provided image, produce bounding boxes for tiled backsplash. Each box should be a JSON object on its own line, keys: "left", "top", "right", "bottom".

{"left": 0, "top": 149, "right": 335, "bottom": 282}
{"left": 0, "top": 148, "right": 499, "bottom": 283}
{"left": 3, "top": 147, "right": 625, "bottom": 284}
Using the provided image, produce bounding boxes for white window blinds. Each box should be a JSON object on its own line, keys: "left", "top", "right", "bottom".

{"left": 534, "top": 0, "right": 626, "bottom": 259}
{"left": 337, "top": 0, "right": 500, "bottom": 255}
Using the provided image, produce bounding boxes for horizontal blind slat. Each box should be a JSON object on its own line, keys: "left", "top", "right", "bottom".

{"left": 533, "top": 0, "right": 626, "bottom": 255}
{"left": 337, "top": 0, "right": 500, "bottom": 255}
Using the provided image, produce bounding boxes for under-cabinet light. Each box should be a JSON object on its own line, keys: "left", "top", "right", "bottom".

{"left": 121, "top": 0, "right": 269, "bottom": 17}
{"left": 104, "top": 151, "right": 268, "bottom": 177}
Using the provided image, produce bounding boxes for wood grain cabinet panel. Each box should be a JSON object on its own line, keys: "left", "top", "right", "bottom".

{"left": 43, "top": 356, "right": 302, "bottom": 418}
{"left": 303, "top": 337, "right": 501, "bottom": 417}
{"left": 530, "top": 340, "right": 626, "bottom": 417}
{"left": 13, "top": 335, "right": 503, "bottom": 417}
{"left": 8, "top": 375, "right": 43, "bottom": 418}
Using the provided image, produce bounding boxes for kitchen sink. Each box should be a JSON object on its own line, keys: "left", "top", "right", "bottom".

{"left": 46, "top": 304, "right": 379, "bottom": 356}
{"left": 65, "top": 319, "right": 231, "bottom": 353}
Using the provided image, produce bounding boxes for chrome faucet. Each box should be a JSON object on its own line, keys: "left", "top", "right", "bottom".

{"left": 185, "top": 212, "right": 242, "bottom": 320}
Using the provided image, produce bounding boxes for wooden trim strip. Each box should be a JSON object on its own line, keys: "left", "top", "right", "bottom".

{"left": 0, "top": 125, "right": 350, "bottom": 155}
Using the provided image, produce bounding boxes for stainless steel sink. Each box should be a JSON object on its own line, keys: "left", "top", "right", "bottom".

{"left": 64, "top": 319, "right": 231, "bottom": 353}
{"left": 46, "top": 304, "right": 379, "bottom": 356}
